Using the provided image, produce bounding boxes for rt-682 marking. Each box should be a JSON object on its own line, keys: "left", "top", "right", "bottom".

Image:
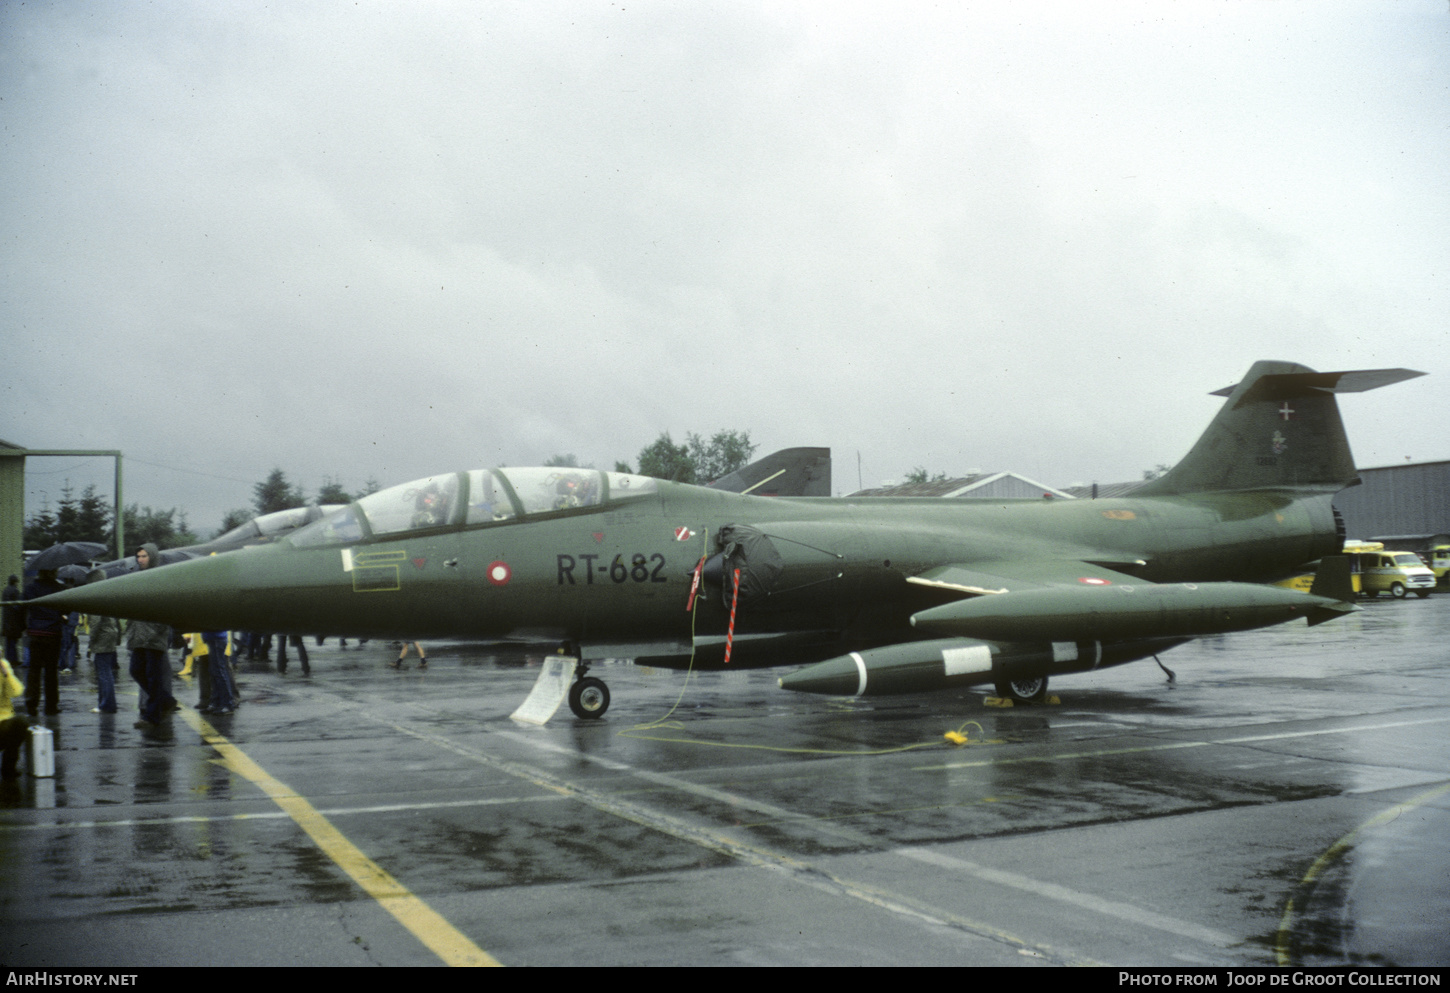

{"left": 557, "top": 553, "right": 668, "bottom": 585}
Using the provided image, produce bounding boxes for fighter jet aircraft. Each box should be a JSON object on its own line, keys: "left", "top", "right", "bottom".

{"left": 41, "top": 361, "right": 1421, "bottom": 719}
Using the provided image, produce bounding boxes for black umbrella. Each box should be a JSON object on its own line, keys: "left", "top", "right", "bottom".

{"left": 27, "top": 541, "right": 109, "bottom": 572}
{"left": 56, "top": 564, "right": 91, "bottom": 585}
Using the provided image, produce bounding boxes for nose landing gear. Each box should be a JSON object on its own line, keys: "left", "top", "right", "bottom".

{"left": 567, "top": 660, "right": 611, "bottom": 719}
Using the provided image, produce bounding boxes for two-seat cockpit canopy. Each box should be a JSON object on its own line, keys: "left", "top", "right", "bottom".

{"left": 290, "top": 468, "right": 660, "bottom": 548}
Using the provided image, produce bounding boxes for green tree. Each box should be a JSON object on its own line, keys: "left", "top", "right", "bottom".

{"left": 904, "top": 467, "right": 948, "bottom": 485}
{"left": 217, "top": 509, "right": 253, "bottom": 536}
{"left": 686, "top": 430, "right": 756, "bottom": 483}
{"left": 636, "top": 429, "right": 757, "bottom": 483}
{"left": 253, "top": 469, "right": 304, "bottom": 516}
{"left": 54, "top": 482, "right": 81, "bottom": 543}
{"left": 613, "top": 460, "right": 634, "bottom": 474}
{"left": 113, "top": 505, "right": 197, "bottom": 552}
{"left": 637, "top": 432, "right": 696, "bottom": 483}
{"left": 23, "top": 507, "right": 57, "bottom": 550}
{"left": 76, "top": 485, "right": 114, "bottom": 550}
{"left": 317, "top": 477, "right": 353, "bottom": 505}
{"left": 544, "top": 454, "right": 581, "bottom": 468}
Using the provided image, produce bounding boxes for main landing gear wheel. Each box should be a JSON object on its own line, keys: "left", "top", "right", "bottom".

{"left": 568, "top": 676, "right": 611, "bottom": 719}
{"left": 994, "top": 674, "right": 1049, "bottom": 703}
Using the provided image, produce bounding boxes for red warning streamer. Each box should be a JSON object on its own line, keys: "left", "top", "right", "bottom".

{"left": 724, "top": 568, "right": 741, "bottom": 665}
{"left": 686, "top": 553, "right": 707, "bottom": 612}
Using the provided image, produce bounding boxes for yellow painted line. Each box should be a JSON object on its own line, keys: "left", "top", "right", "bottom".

{"left": 180, "top": 708, "right": 501, "bottom": 967}
{"left": 369, "top": 711, "right": 1095, "bottom": 965}
{"left": 1274, "top": 779, "right": 1450, "bottom": 967}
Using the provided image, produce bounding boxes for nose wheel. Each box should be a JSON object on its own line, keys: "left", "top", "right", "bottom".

{"left": 568, "top": 671, "right": 611, "bottom": 719}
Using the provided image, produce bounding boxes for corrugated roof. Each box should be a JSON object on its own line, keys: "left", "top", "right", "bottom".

{"left": 850, "top": 471, "right": 1076, "bottom": 500}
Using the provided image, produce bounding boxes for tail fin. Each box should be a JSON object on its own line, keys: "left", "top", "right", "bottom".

{"left": 1134, "top": 361, "right": 1424, "bottom": 496}
{"left": 1309, "top": 554, "right": 1355, "bottom": 604}
{"left": 1307, "top": 555, "right": 1358, "bottom": 625}
{"left": 707, "top": 447, "right": 832, "bottom": 497}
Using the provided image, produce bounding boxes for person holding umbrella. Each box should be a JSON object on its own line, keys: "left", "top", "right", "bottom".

{"left": 20, "top": 545, "right": 108, "bottom": 716}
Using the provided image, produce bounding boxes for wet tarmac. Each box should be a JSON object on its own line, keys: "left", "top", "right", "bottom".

{"left": 2, "top": 597, "right": 1448, "bottom": 967}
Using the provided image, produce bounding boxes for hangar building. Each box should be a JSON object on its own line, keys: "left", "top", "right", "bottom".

{"left": 1333, "top": 460, "right": 1450, "bottom": 542}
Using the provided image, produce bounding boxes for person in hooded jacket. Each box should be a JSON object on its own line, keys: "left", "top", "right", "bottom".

{"left": 127, "top": 544, "right": 177, "bottom": 728}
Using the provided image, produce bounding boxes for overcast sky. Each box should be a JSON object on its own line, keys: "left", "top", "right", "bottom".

{"left": 3, "top": 0, "right": 1447, "bottom": 536}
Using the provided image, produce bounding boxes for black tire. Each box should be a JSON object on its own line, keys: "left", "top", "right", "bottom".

{"left": 1415, "top": 589, "right": 1432, "bottom": 599}
{"left": 993, "top": 674, "right": 1048, "bottom": 703}
{"left": 568, "top": 677, "right": 610, "bottom": 719}
{"left": 1390, "top": 582, "right": 1407, "bottom": 599}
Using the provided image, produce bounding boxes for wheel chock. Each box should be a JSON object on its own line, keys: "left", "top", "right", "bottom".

{"left": 510, "top": 656, "right": 577, "bottom": 725}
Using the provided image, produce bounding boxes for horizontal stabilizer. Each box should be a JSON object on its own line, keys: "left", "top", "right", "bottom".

{"left": 1209, "top": 367, "right": 1425, "bottom": 399}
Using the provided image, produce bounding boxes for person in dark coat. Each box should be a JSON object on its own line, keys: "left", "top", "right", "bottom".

{"left": 1, "top": 575, "right": 23, "bottom": 670}
{"left": 23, "top": 569, "right": 65, "bottom": 715}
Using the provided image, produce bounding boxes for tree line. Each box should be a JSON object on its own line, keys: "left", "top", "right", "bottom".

{"left": 22, "top": 429, "right": 758, "bottom": 555}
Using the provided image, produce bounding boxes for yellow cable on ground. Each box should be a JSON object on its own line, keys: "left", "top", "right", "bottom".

{"left": 627, "top": 528, "right": 710, "bottom": 733}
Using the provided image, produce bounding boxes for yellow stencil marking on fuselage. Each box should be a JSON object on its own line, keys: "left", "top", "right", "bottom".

{"left": 180, "top": 708, "right": 501, "bottom": 967}
{"left": 352, "top": 549, "right": 407, "bottom": 592}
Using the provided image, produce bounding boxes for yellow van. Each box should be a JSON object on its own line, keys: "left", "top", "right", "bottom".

{"left": 1344, "top": 541, "right": 1437, "bottom": 598}
{"left": 1429, "top": 543, "right": 1450, "bottom": 586}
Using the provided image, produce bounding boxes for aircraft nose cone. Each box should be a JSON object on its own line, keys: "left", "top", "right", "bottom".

{"left": 36, "top": 553, "right": 246, "bottom": 631}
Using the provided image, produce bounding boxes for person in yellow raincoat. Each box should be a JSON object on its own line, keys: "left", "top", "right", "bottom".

{"left": 1, "top": 655, "right": 27, "bottom": 779}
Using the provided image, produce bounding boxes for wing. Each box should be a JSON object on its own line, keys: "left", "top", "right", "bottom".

{"left": 906, "top": 559, "right": 1148, "bottom": 597}
{"left": 907, "top": 558, "right": 1333, "bottom": 642}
